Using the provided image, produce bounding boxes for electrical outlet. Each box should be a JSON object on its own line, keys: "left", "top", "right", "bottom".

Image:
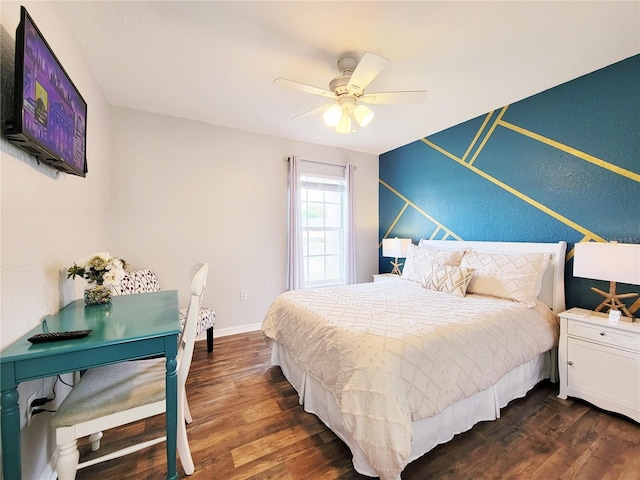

{"left": 26, "top": 388, "right": 47, "bottom": 427}
{"left": 241, "top": 290, "right": 248, "bottom": 301}
{"left": 26, "top": 392, "right": 37, "bottom": 427}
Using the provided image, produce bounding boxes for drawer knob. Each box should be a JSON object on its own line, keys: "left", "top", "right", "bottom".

{"left": 568, "top": 361, "right": 573, "bottom": 365}
{"left": 600, "top": 332, "right": 606, "bottom": 336}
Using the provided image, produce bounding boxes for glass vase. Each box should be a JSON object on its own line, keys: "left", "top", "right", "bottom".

{"left": 84, "top": 285, "right": 112, "bottom": 305}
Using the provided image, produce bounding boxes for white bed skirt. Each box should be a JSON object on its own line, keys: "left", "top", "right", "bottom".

{"left": 269, "top": 339, "right": 555, "bottom": 478}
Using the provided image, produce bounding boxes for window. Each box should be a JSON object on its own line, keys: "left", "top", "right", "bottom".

{"left": 287, "top": 157, "right": 355, "bottom": 290}
{"left": 300, "top": 175, "right": 346, "bottom": 287}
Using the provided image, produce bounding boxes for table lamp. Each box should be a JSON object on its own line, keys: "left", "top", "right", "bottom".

{"left": 573, "top": 241, "right": 640, "bottom": 321}
{"left": 382, "top": 237, "right": 412, "bottom": 275}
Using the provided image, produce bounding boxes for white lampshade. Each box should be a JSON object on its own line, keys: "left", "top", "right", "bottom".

{"left": 574, "top": 242, "right": 640, "bottom": 285}
{"left": 323, "top": 104, "right": 342, "bottom": 127}
{"left": 354, "top": 104, "right": 374, "bottom": 127}
{"left": 382, "top": 237, "right": 412, "bottom": 258}
{"left": 336, "top": 108, "right": 352, "bottom": 135}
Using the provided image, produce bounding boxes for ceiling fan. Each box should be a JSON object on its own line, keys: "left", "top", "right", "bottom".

{"left": 274, "top": 52, "right": 426, "bottom": 134}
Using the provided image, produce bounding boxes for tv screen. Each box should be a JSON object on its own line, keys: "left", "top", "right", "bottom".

{"left": 5, "top": 7, "right": 87, "bottom": 177}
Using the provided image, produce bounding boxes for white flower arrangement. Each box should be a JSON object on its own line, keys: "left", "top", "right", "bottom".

{"left": 67, "top": 252, "right": 127, "bottom": 286}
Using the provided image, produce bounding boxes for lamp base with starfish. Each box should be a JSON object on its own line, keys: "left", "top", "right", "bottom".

{"left": 390, "top": 258, "right": 403, "bottom": 276}
{"left": 592, "top": 281, "right": 638, "bottom": 322}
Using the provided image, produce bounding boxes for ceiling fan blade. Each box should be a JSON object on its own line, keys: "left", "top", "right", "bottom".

{"left": 347, "top": 52, "right": 389, "bottom": 93}
{"left": 359, "top": 90, "right": 427, "bottom": 105}
{"left": 291, "top": 103, "right": 333, "bottom": 120}
{"left": 274, "top": 78, "right": 335, "bottom": 99}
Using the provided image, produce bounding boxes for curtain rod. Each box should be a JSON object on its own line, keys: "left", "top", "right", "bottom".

{"left": 286, "top": 156, "right": 357, "bottom": 170}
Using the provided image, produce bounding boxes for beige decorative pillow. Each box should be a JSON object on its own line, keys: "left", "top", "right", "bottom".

{"left": 460, "top": 250, "right": 550, "bottom": 307}
{"left": 401, "top": 244, "right": 465, "bottom": 283}
{"left": 422, "top": 265, "right": 476, "bottom": 297}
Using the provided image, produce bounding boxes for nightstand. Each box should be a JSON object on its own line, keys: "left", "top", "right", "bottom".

{"left": 372, "top": 273, "right": 400, "bottom": 282}
{"left": 558, "top": 307, "right": 640, "bottom": 422}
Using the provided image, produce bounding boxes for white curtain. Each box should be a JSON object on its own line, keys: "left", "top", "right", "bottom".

{"left": 345, "top": 164, "right": 357, "bottom": 285}
{"left": 287, "top": 156, "right": 304, "bottom": 290}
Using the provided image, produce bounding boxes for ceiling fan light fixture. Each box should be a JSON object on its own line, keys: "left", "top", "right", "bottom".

{"left": 323, "top": 104, "right": 343, "bottom": 127}
{"left": 336, "top": 109, "right": 352, "bottom": 134}
{"left": 276, "top": 51, "right": 426, "bottom": 135}
{"left": 354, "top": 104, "right": 374, "bottom": 127}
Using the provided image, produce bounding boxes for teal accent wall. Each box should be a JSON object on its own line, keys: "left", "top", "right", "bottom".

{"left": 379, "top": 55, "right": 640, "bottom": 311}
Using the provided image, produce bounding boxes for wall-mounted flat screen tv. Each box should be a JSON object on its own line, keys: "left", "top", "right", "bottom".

{"left": 5, "top": 6, "right": 87, "bottom": 177}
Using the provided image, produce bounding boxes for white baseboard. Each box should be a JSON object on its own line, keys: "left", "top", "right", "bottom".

{"left": 194, "top": 322, "right": 261, "bottom": 342}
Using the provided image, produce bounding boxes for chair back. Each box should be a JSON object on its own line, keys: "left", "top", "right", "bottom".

{"left": 111, "top": 269, "right": 161, "bottom": 295}
{"left": 177, "top": 263, "right": 209, "bottom": 388}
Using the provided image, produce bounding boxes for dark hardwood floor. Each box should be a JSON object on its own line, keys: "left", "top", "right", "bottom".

{"left": 73, "top": 331, "right": 640, "bottom": 480}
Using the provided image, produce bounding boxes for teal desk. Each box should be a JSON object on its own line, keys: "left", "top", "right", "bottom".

{"left": 0, "top": 290, "right": 181, "bottom": 480}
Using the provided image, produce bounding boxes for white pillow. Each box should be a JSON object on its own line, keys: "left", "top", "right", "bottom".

{"left": 422, "top": 265, "right": 476, "bottom": 297}
{"left": 401, "top": 244, "right": 465, "bottom": 283}
{"left": 460, "top": 250, "right": 550, "bottom": 307}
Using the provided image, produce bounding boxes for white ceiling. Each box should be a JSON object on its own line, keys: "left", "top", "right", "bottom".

{"left": 54, "top": 1, "right": 639, "bottom": 156}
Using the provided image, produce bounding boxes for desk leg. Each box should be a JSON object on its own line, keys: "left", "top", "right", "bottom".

{"left": 165, "top": 353, "right": 178, "bottom": 480}
{"left": 1, "top": 385, "right": 21, "bottom": 480}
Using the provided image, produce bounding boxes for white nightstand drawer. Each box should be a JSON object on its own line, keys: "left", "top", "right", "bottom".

{"left": 568, "top": 320, "right": 640, "bottom": 352}
{"left": 373, "top": 273, "right": 400, "bottom": 282}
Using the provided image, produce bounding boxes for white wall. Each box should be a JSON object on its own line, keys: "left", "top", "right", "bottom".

{"left": 110, "top": 107, "right": 379, "bottom": 335}
{"left": 0, "top": 1, "right": 113, "bottom": 477}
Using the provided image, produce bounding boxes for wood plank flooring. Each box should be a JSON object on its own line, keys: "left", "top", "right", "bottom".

{"left": 73, "top": 331, "right": 640, "bottom": 480}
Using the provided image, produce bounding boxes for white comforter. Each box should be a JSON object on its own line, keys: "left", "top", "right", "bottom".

{"left": 262, "top": 280, "right": 558, "bottom": 480}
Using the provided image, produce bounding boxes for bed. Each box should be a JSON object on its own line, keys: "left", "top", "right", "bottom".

{"left": 262, "top": 240, "right": 567, "bottom": 480}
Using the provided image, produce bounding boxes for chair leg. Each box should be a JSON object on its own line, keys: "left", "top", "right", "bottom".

{"left": 184, "top": 392, "right": 193, "bottom": 424}
{"left": 206, "top": 327, "right": 214, "bottom": 352}
{"left": 89, "top": 431, "right": 103, "bottom": 451}
{"left": 178, "top": 388, "right": 195, "bottom": 475}
{"left": 56, "top": 440, "right": 80, "bottom": 480}
{"left": 177, "top": 416, "right": 195, "bottom": 475}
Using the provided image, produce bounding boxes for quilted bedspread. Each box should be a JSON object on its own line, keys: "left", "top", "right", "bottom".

{"left": 262, "top": 280, "right": 558, "bottom": 480}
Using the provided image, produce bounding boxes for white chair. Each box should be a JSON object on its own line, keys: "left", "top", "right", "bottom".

{"left": 51, "top": 263, "right": 209, "bottom": 479}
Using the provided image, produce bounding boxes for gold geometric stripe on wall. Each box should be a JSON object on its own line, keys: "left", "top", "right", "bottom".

{"left": 383, "top": 101, "right": 631, "bottom": 255}
{"left": 379, "top": 179, "right": 463, "bottom": 247}
{"left": 419, "top": 104, "right": 621, "bottom": 244}
{"left": 451, "top": 106, "right": 639, "bottom": 183}
{"left": 380, "top": 202, "right": 409, "bottom": 245}
{"left": 499, "top": 120, "right": 640, "bottom": 183}
{"left": 461, "top": 110, "right": 495, "bottom": 164}
{"left": 566, "top": 233, "right": 612, "bottom": 261}
{"left": 468, "top": 106, "right": 509, "bottom": 166}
